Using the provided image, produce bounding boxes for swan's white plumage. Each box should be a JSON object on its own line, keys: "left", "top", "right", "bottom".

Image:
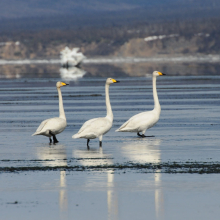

{"left": 32, "top": 81, "right": 68, "bottom": 141}
{"left": 117, "top": 110, "right": 159, "bottom": 133}
{"left": 32, "top": 117, "right": 67, "bottom": 137}
{"left": 33, "top": 119, "right": 51, "bottom": 134}
{"left": 73, "top": 117, "right": 112, "bottom": 139}
{"left": 72, "top": 78, "right": 119, "bottom": 145}
{"left": 116, "top": 71, "right": 165, "bottom": 135}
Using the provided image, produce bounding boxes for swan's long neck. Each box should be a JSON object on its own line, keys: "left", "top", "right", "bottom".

{"left": 105, "top": 84, "right": 113, "bottom": 120}
{"left": 57, "top": 87, "right": 66, "bottom": 120}
{"left": 152, "top": 76, "right": 161, "bottom": 113}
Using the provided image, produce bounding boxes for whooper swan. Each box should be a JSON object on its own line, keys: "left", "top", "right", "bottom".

{"left": 32, "top": 81, "right": 68, "bottom": 144}
{"left": 72, "top": 78, "right": 119, "bottom": 148}
{"left": 116, "top": 71, "right": 165, "bottom": 137}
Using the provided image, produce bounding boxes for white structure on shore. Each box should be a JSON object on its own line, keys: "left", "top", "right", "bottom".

{"left": 60, "top": 47, "right": 86, "bottom": 67}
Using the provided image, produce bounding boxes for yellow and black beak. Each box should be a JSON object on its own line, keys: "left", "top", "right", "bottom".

{"left": 112, "top": 78, "right": 120, "bottom": 83}
{"left": 158, "top": 72, "right": 166, "bottom": 76}
{"left": 61, "top": 82, "right": 69, "bottom": 86}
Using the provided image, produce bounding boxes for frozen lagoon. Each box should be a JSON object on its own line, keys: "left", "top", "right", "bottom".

{"left": 0, "top": 64, "right": 220, "bottom": 219}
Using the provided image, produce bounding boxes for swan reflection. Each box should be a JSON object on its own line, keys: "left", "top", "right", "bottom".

{"left": 37, "top": 144, "right": 68, "bottom": 219}
{"left": 107, "top": 170, "right": 118, "bottom": 220}
{"left": 121, "top": 139, "right": 164, "bottom": 219}
{"left": 73, "top": 148, "right": 118, "bottom": 219}
{"left": 121, "top": 138, "right": 161, "bottom": 163}
{"left": 73, "top": 147, "right": 113, "bottom": 166}
{"left": 154, "top": 174, "right": 164, "bottom": 220}
{"left": 59, "top": 67, "right": 86, "bottom": 81}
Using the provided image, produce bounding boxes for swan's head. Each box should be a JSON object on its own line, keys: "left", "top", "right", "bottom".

{"left": 153, "top": 71, "right": 166, "bottom": 77}
{"left": 56, "top": 81, "right": 69, "bottom": 88}
{"left": 106, "top": 78, "right": 120, "bottom": 85}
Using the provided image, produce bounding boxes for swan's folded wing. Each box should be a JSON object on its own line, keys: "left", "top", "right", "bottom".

{"left": 76, "top": 118, "right": 98, "bottom": 135}
{"left": 116, "top": 112, "right": 147, "bottom": 131}
{"left": 90, "top": 118, "right": 111, "bottom": 135}
{"left": 116, "top": 111, "right": 156, "bottom": 132}
{"left": 73, "top": 118, "right": 111, "bottom": 138}
{"left": 32, "top": 119, "right": 50, "bottom": 136}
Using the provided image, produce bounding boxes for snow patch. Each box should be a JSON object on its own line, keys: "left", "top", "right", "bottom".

{"left": 144, "top": 34, "right": 179, "bottom": 42}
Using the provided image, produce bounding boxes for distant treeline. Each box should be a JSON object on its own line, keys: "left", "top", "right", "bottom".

{"left": 1, "top": 17, "right": 220, "bottom": 57}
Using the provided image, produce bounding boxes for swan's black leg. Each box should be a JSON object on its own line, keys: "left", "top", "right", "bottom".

{"left": 87, "top": 139, "right": 90, "bottom": 149}
{"left": 137, "top": 132, "right": 143, "bottom": 137}
{"left": 99, "top": 141, "right": 102, "bottom": 147}
{"left": 49, "top": 130, "right": 59, "bottom": 144}
{"left": 53, "top": 135, "right": 59, "bottom": 143}
{"left": 49, "top": 137, "right": 52, "bottom": 144}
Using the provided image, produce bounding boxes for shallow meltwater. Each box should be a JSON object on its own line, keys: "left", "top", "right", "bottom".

{"left": 0, "top": 73, "right": 220, "bottom": 219}
{"left": 0, "top": 75, "right": 220, "bottom": 165}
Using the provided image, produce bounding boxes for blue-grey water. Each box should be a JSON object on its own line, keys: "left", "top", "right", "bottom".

{"left": 0, "top": 63, "right": 220, "bottom": 220}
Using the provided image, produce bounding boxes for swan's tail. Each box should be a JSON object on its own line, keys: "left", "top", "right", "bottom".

{"left": 116, "top": 126, "right": 135, "bottom": 132}
{"left": 115, "top": 124, "right": 126, "bottom": 132}
{"left": 115, "top": 128, "right": 127, "bottom": 132}
{"left": 32, "top": 131, "right": 40, "bottom": 136}
{"left": 115, "top": 119, "right": 130, "bottom": 132}
{"left": 72, "top": 133, "right": 80, "bottom": 139}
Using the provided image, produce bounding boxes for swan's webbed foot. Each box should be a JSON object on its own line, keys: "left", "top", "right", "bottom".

{"left": 137, "top": 132, "right": 145, "bottom": 137}
{"left": 87, "top": 139, "right": 90, "bottom": 150}
{"left": 99, "top": 141, "right": 102, "bottom": 147}
{"left": 53, "top": 138, "right": 59, "bottom": 144}
{"left": 137, "top": 132, "right": 154, "bottom": 138}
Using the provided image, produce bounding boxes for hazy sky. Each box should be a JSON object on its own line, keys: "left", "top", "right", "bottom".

{"left": 0, "top": 0, "right": 219, "bottom": 19}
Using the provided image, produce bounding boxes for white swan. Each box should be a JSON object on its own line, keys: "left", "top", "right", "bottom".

{"left": 32, "top": 81, "right": 69, "bottom": 144}
{"left": 72, "top": 78, "right": 119, "bottom": 148}
{"left": 116, "top": 71, "right": 165, "bottom": 137}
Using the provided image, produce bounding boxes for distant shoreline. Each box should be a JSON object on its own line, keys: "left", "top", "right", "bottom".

{"left": 1, "top": 55, "right": 220, "bottom": 65}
